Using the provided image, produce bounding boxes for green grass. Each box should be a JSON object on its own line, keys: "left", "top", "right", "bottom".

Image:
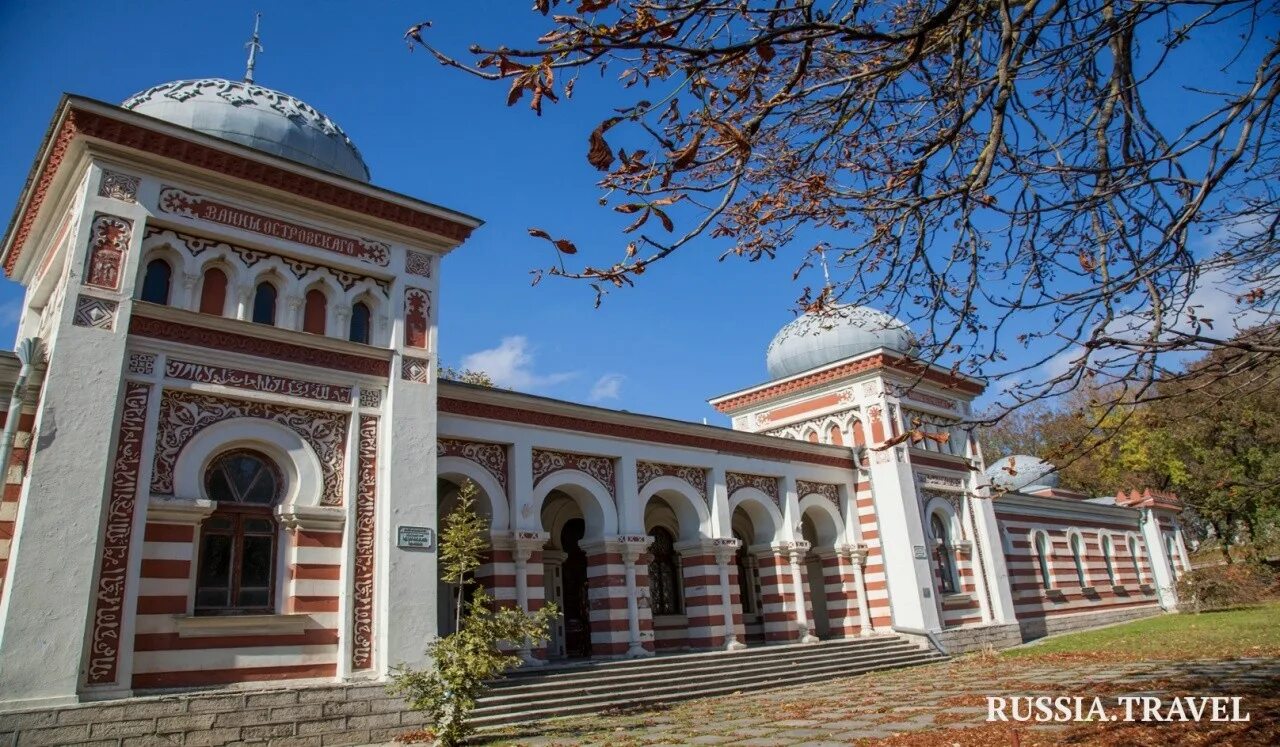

{"left": 1004, "top": 602, "right": 1280, "bottom": 661}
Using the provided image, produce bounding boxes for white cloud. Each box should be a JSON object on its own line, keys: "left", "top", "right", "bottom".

{"left": 589, "top": 373, "right": 625, "bottom": 402}
{"left": 460, "top": 336, "right": 577, "bottom": 391}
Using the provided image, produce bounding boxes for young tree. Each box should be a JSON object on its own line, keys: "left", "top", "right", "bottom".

{"left": 407, "top": 1, "right": 1280, "bottom": 441}
{"left": 390, "top": 481, "right": 558, "bottom": 746}
{"left": 437, "top": 366, "right": 498, "bottom": 387}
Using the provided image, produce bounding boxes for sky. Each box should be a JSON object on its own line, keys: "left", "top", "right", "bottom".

{"left": 0, "top": 2, "right": 1273, "bottom": 426}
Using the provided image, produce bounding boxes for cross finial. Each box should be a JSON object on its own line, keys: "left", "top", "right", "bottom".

{"left": 244, "top": 12, "right": 263, "bottom": 84}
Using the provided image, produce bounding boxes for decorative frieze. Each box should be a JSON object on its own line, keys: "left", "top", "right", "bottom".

{"left": 97, "top": 170, "right": 139, "bottom": 203}
{"left": 351, "top": 415, "right": 378, "bottom": 670}
{"left": 531, "top": 449, "right": 616, "bottom": 499}
{"left": 72, "top": 294, "right": 118, "bottom": 330}
{"left": 796, "top": 480, "right": 842, "bottom": 514}
{"left": 636, "top": 461, "right": 708, "bottom": 503}
{"left": 359, "top": 389, "right": 382, "bottom": 408}
{"left": 157, "top": 187, "right": 391, "bottom": 266}
{"left": 151, "top": 389, "right": 349, "bottom": 505}
{"left": 437, "top": 438, "right": 508, "bottom": 492}
{"left": 919, "top": 472, "right": 966, "bottom": 492}
{"left": 85, "top": 382, "right": 150, "bottom": 686}
{"left": 84, "top": 213, "right": 131, "bottom": 290}
{"left": 127, "top": 352, "right": 156, "bottom": 376}
{"left": 726, "top": 472, "right": 780, "bottom": 506}
{"left": 404, "top": 288, "right": 430, "bottom": 348}
{"left": 164, "top": 358, "right": 352, "bottom": 404}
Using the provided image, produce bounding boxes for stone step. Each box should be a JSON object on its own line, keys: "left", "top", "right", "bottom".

{"left": 472, "top": 650, "right": 945, "bottom": 729}
{"left": 485, "top": 641, "right": 924, "bottom": 697}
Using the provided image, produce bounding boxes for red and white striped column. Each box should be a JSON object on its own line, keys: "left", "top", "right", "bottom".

{"left": 582, "top": 536, "right": 653, "bottom": 658}
{"left": 712, "top": 538, "right": 747, "bottom": 650}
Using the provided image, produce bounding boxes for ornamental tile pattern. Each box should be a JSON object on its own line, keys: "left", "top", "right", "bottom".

{"left": 351, "top": 415, "right": 377, "bottom": 670}
{"left": 796, "top": 480, "right": 842, "bottom": 517}
{"left": 636, "top": 461, "right": 708, "bottom": 503}
{"left": 72, "top": 295, "right": 118, "bottom": 330}
{"left": 726, "top": 472, "right": 780, "bottom": 506}
{"left": 84, "top": 213, "right": 131, "bottom": 291}
{"left": 164, "top": 358, "right": 352, "bottom": 404}
{"left": 97, "top": 170, "right": 140, "bottom": 203}
{"left": 531, "top": 449, "right": 616, "bottom": 499}
{"left": 401, "top": 356, "right": 431, "bottom": 383}
{"left": 151, "top": 389, "right": 348, "bottom": 505}
{"left": 437, "top": 438, "right": 508, "bottom": 492}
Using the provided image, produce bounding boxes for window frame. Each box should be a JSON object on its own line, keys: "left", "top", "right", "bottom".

{"left": 647, "top": 526, "right": 684, "bottom": 616}
{"left": 252, "top": 280, "right": 279, "bottom": 325}
{"left": 1033, "top": 530, "right": 1053, "bottom": 589}
{"left": 140, "top": 258, "right": 172, "bottom": 305}
{"left": 195, "top": 450, "right": 284, "bottom": 616}
{"left": 929, "top": 510, "right": 958, "bottom": 594}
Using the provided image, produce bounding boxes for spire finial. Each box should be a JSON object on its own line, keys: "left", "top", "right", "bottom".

{"left": 244, "top": 12, "right": 263, "bottom": 84}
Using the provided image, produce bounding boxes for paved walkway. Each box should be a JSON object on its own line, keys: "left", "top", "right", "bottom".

{"left": 476, "top": 655, "right": 1280, "bottom": 745}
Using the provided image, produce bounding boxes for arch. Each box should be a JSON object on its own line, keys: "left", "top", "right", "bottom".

{"left": 639, "top": 477, "right": 710, "bottom": 541}
{"left": 252, "top": 276, "right": 280, "bottom": 325}
{"left": 924, "top": 498, "right": 961, "bottom": 594}
{"left": 1066, "top": 528, "right": 1089, "bottom": 586}
{"left": 303, "top": 286, "right": 328, "bottom": 335}
{"left": 1126, "top": 532, "right": 1145, "bottom": 584}
{"left": 172, "top": 417, "right": 325, "bottom": 510}
{"left": 826, "top": 423, "right": 844, "bottom": 446}
{"left": 728, "top": 488, "right": 783, "bottom": 545}
{"left": 140, "top": 257, "right": 173, "bottom": 305}
{"left": 349, "top": 300, "right": 373, "bottom": 344}
{"left": 797, "top": 494, "right": 843, "bottom": 549}
{"left": 1100, "top": 532, "right": 1117, "bottom": 584}
{"left": 1030, "top": 529, "right": 1053, "bottom": 588}
{"left": 803, "top": 428, "right": 819, "bottom": 444}
{"left": 198, "top": 265, "right": 230, "bottom": 315}
{"left": 532, "top": 470, "right": 618, "bottom": 539}
{"left": 437, "top": 455, "right": 510, "bottom": 533}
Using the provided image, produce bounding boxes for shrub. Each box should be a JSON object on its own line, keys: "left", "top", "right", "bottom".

{"left": 1176, "top": 561, "right": 1280, "bottom": 613}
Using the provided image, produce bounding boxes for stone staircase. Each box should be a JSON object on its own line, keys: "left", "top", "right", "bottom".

{"left": 472, "top": 635, "right": 945, "bottom": 729}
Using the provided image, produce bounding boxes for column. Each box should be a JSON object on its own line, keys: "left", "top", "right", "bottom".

{"left": 713, "top": 538, "right": 747, "bottom": 650}
{"left": 621, "top": 540, "right": 649, "bottom": 657}
{"left": 512, "top": 531, "right": 549, "bottom": 664}
{"left": 846, "top": 544, "right": 874, "bottom": 636}
{"left": 788, "top": 541, "right": 819, "bottom": 644}
{"left": 234, "top": 284, "right": 253, "bottom": 320}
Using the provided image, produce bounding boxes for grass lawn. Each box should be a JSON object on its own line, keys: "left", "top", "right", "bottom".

{"left": 1004, "top": 601, "right": 1280, "bottom": 661}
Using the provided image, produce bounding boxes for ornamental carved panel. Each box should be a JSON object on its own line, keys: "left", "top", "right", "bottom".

{"left": 532, "top": 449, "right": 616, "bottom": 499}
{"left": 72, "top": 294, "right": 118, "bottom": 330}
{"left": 636, "top": 461, "right": 708, "bottom": 503}
{"left": 405, "top": 249, "right": 433, "bottom": 278}
{"left": 359, "top": 389, "right": 383, "bottom": 408}
{"left": 84, "top": 213, "right": 132, "bottom": 291}
{"left": 98, "top": 170, "right": 139, "bottom": 203}
{"left": 351, "top": 415, "right": 378, "bottom": 670}
{"left": 726, "top": 472, "right": 780, "bottom": 506}
{"left": 85, "top": 382, "right": 150, "bottom": 686}
{"left": 404, "top": 287, "right": 430, "bottom": 349}
{"left": 401, "top": 356, "right": 431, "bottom": 383}
{"left": 796, "top": 480, "right": 842, "bottom": 516}
{"left": 437, "top": 438, "right": 508, "bottom": 492}
{"left": 151, "top": 389, "right": 349, "bottom": 505}
{"left": 164, "top": 358, "right": 352, "bottom": 404}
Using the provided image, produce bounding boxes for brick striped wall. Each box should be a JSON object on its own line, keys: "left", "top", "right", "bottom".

{"left": 996, "top": 510, "right": 1159, "bottom": 622}
{"left": 0, "top": 410, "right": 35, "bottom": 606}
{"left": 939, "top": 543, "right": 983, "bottom": 628}
{"left": 819, "top": 553, "right": 863, "bottom": 637}
{"left": 132, "top": 524, "right": 342, "bottom": 689}
{"left": 855, "top": 489, "right": 892, "bottom": 630}
{"left": 678, "top": 551, "right": 723, "bottom": 649}
{"left": 756, "top": 551, "right": 800, "bottom": 643}
{"left": 584, "top": 550, "right": 644, "bottom": 657}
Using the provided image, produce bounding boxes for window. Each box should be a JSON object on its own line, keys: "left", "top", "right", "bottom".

{"left": 199, "top": 267, "right": 228, "bottom": 315}
{"left": 195, "top": 450, "right": 282, "bottom": 614}
{"left": 1101, "top": 534, "right": 1116, "bottom": 585}
{"left": 930, "top": 512, "right": 957, "bottom": 594}
{"left": 1129, "top": 535, "right": 1144, "bottom": 584}
{"left": 252, "top": 281, "right": 277, "bottom": 325}
{"left": 303, "top": 289, "right": 327, "bottom": 335}
{"left": 1070, "top": 532, "right": 1088, "bottom": 587}
{"left": 1034, "top": 531, "right": 1053, "bottom": 589}
{"left": 827, "top": 424, "right": 844, "bottom": 446}
{"left": 140, "top": 259, "right": 172, "bottom": 304}
{"left": 734, "top": 531, "right": 758, "bottom": 615}
{"left": 349, "top": 301, "right": 372, "bottom": 344}
{"left": 647, "top": 527, "right": 683, "bottom": 615}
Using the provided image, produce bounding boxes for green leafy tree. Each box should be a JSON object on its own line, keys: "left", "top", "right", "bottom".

{"left": 390, "top": 482, "right": 558, "bottom": 746}
{"left": 437, "top": 366, "right": 498, "bottom": 387}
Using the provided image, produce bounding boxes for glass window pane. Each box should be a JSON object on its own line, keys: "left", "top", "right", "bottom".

{"left": 206, "top": 469, "right": 234, "bottom": 502}
{"left": 239, "top": 535, "right": 274, "bottom": 591}
{"left": 205, "top": 515, "right": 234, "bottom": 531}
{"left": 238, "top": 588, "right": 270, "bottom": 608}
{"left": 196, "top": 587, "right": 230, "bottom": 608}
{"left": 252, "top": 282, "right": 277, "bottom": 325}
{"left": 241, "top": 471, "right": 277, "bottom": 505}
{"left": 141, "top": 260, "right": 171, "bottom": 304}
{"left": 244, "top": 517, "right": 274, "bottom": 534}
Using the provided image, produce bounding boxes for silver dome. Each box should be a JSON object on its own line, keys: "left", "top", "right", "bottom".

{"left": 765, "top": 305, "right": 915, "bottom": 379}
{"left": 123, "top": 79, "right": 370, "bottom": 182}
{"left": 985, "top": 455, "right": 1060, "bottom": 492}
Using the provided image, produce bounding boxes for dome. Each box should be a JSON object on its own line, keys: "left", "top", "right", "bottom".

{"left": 985, "top": 455, "right": 1060, "bottom": 492}
{"left": 765, "top": 305, "right": 916, "bottom": 380}
{"left": 122, "top": 79, "right": 370, "bottom": 182}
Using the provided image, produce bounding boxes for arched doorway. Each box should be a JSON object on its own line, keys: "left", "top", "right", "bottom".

{"left": 435, "top": 477, "right": 498, "bottom": 636}
{"left": 800, "top": 516, "right": 831, "bottom": 639}
{"left": 559, "top": 518, "right": 591, "bottom": 658}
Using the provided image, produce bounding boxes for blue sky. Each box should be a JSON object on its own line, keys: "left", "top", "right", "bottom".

{"left": 0, "top": 2, "right": 1273, "bottom": 425}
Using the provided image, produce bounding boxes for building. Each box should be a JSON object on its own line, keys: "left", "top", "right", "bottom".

{"left": 0, "top": 72, "right": 1189, "bottom": 716}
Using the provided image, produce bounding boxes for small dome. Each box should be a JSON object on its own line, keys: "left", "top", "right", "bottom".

{"left": 765, "top": 305, "right": 915, "bottom": 380}
{"left": 123, "top": 79, "right": 370, "bottom": 182}
{"left": 985, "top": 455, "right": 1060, "bottom": 492}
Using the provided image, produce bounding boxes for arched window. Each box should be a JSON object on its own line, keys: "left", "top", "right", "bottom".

{"left": 196, "top": 450, "right": 282, "bottom": 614}
{"left": 303, "top": 289, "right": 327, "bottom": 335}
{"left": 1070, "top": 532, "right": 1088, "bottom": 587}
{"left": 734, "top": 531, "right": 757, "bottom": 615}
{"left": 1101, "top": 534, "right": 1116, "bottom": 585}
{"left": 349, "top": 301, "right": 372, "bottom": 344}
{"left": 647, "top": 527, "right": 683, "bottom": 615}
{"left": 929, "top": 512, "right": 957, "bottom": 594}
{"left": 1034, "top": 531, "right": 1053, "bottom": 589}
{"left": 199, "top": 267, "right": 228, "bottom": 315}
{"left": 805, "top": 430, "right": 819, "bottom": 444}
{"left": 827, "top": 424, "right": 844, "bottom": 446}
{"left": 252, "top": 281, "right": 277, "bottom": 325}
{"left": 1128, "top": 535, "right": 1144, "bottom": 584}
{"left": 140, "top": 259, "right": 172, "bottom": 305}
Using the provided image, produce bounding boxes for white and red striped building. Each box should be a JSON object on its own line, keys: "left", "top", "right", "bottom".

{"left": 0, "top": 76, "right": 1188, "bottom": 710}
